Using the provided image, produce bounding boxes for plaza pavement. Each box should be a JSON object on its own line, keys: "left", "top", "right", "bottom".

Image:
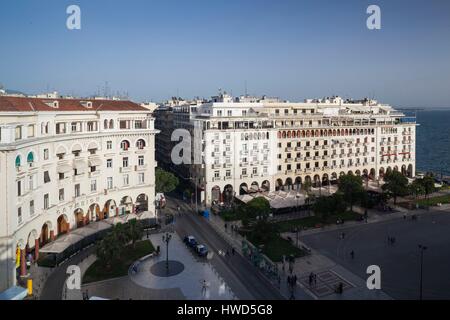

{"left": 299, "top": 205, "right": 450, "bottom": 299}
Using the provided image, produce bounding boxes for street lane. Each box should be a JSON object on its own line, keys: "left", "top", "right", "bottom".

{"left": 168, "top": 197, "right": 285, "bottom": 300}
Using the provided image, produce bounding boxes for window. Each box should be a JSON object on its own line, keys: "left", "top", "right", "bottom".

{"left": 74, "top": 184, "right": 81, "bottom": 197}
{"left": 226, "top": 170, "right": 231, "bottom": 177}
{"left": 28, "top": 175, "right": 34, "bottom": 190}
{"left": 30, "top": 200, "right": 35, "bottom": 216}
{"left": 44, "top": 194, "right": 49, "bottom": 209}
{"left": 227, "top": 110, "right": 232, "bottom": 117}
{"left": 18, "top": 207, "right": 22, "bottom": 224}
{"left": 253, "top": 167, "right": 257, "bottom": 174}
{"left": 87, "top": 121, "right": 97, "bottom": 131}
{"left": 44, "top": 149, "right": 49, "bottom": 160}
{"left": 44, "top": 171, "right": 51, "bottom": 183}
{"left": 28, "top": 125, "right": 35, "bottom": 137}
{"left": 58, "top": 173, "right": 65, "bottom": 180}
{"left": 136, "top": 139, "right": 146, "bottom": 149}
{"left": 15, "top": 126, "right": 22, "bottom": 140}
{"left": 15, "top": 155, "right": 21, "bottom": 168}
{"left": 122, "top": 157, "right": 129, "bottom": 167}
{"left": 91, "top": 180, "right": 97, "bottom": 192}
{"left": 107, "top": 159, "right": 113, "bottom": 168}
{"left": 138, "top": 156, "right": 144, "bottom": 166}
{"left": 59, "top": 189, "right": 64, "bottom": 201}
{"left": 17, "top": 181, "right": 22, "bottom": 196}
{"left": 56, "top": 123, "right": 66, "bottom": 134}
{"left": 27, "top": 152, "right": 34, "bottom": 166}
{"left": 121, "top": 140, "right": 130, "bottom": 151}
{"left": 123, "top": 175, "right": 129, "bottom": 186}
{"left": 107, "top": 141, "right": 112, "bottom": 150}
{"left": 107, "top": 177, "right": 113, "bottom": 189}
{"left": 138, "top": 173, "right": 145, "bottom": 184}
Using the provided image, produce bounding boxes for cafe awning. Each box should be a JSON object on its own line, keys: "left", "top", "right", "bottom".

{"left": 88, "top": 157, "right": 103, "bottom": 167}
{"left": 57, "top": 164, "right": 72, "bottom": 174}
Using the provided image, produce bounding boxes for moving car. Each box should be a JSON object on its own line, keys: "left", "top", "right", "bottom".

{"left": 196, "top": 244, "right": 208, "bottom": 257}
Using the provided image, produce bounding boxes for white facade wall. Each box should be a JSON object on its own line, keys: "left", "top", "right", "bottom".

{"left": 0, "top": 107, "right": 158, "bottom": 291}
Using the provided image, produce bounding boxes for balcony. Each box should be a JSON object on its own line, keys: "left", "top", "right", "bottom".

{"left": 135, "top": 164, "right": 148, "bottom": 171}
{"left": 212, "top": 163, "right": 222, "bottom": 169}
{"left": 73, "top": 173, "right": 86, "bottom": 182}
{"left": 304, "top": 157, "right": 312, "bottom": 161}
{"left": 313, "top": 146, "right": 320, "bottom": 150}
{"left": 304, "top": 146, "right": 312, "bottom": 151}
{"left": 295, "top": 158, "right": 302, "bottom": 162}
{"left": 295, "top": 169, "right": 303, "bottom": 174}
{"left": 120, "top": 166, "right": 132, "bottom": 173}
{"left": 224, "top": 163, "right": 233, "bottom": 168}
{"left": 295, "top": 147, "right": 302, "bottom": 151}
{"left": 89, "top": 170, "right": 101, "bottom": 178}
{"left": 313, "top": 156, "right": 321, "bottom": 160}
{"left": 285, "top": 147, "right": 293, "bottom": 152}
{"left": 285, "top": 158, "right": 293, "bottom": 163}
{"left": 240, "top": 162, "right": 249, "bottom": 167}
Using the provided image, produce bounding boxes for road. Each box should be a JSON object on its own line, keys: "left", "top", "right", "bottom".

{"left": 166, "top": 196, "right": 285, "bottom": 300}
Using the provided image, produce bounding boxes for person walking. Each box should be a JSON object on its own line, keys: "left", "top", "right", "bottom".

{"left": 231, "top": 247, "right": 235, "bottom": 255}
{"left": 350, "top": 250, "right": 355, "bottom": 259}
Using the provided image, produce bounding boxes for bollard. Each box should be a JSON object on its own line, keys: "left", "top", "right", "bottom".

{"left": 27, "top": 279, "right": 33, "bottom": 296}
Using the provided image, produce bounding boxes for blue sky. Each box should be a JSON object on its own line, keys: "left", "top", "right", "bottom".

{"left": 1, "top": 0, "right": 450, "bottom": 107}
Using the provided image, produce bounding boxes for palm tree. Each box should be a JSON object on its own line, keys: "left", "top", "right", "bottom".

{"left": 127, "top": 219, "right": 143, "bottom": 248}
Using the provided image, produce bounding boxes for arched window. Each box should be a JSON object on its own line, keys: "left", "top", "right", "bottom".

{"left": 27, "top": 152, "right": 34, "bottom": 163}
{"left": 15, "top": 155, "right": 21, "bottom": 168}
{"left": 136, "top": 139, "right": 146, "bottom": 149}
{"left": 104, "top": 119, "right": 108, "bottom": 129}
{"left": 121, "top": 140, "right": 130, "bottom": 151}
{"left": 109, "top": 119, "right": 114, "bottom": 129}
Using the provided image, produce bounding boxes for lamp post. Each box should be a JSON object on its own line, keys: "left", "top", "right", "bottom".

{"left": 418, "top": 244, "right": 427, "bottom": 300}
{"left": 162, "top": 233, "right": 172, "bottom": 273}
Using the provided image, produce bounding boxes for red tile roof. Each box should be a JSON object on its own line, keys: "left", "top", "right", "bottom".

{"left": 0, "top": 96, "right": 148, "bottom": 112}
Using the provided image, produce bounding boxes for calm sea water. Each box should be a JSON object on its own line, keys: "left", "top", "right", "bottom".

{"left": 416, "top": 110, "right": 450, "bottom": 176}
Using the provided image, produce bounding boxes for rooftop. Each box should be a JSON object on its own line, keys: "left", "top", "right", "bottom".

{"left": 0, "top": 96, "right": 149, "bottom": 113}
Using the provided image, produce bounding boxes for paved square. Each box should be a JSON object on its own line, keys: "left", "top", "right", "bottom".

{"left": 299, "top": 271, "right": 354, "bottom": 298}
{"left": 301, "top": 210, "right": 450, "bottom": 300}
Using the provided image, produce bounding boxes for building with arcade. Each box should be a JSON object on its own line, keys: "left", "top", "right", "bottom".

{"left": 0, "top": 95, "right": 158, "bottom": 292}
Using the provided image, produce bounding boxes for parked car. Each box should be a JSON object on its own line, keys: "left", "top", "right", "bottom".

{"left": 196, "top": 244, "right": 208, "bottom": 257}
{"left": 184, "top": 235, "right": 197, "bottom": 248}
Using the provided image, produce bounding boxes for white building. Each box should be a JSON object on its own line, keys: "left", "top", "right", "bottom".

{"left": 0, "top": 96, "right": 158, "bottom": 292}
{"left": 162, "top": 93, "right": 416, "bottom": 206}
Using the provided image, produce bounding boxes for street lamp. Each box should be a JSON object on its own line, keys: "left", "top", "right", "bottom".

{"left": 418, "top": 244, "right": 427, "bottom": 300}
{"left": 162, "top": 233, "right": 172, "bottom": 273}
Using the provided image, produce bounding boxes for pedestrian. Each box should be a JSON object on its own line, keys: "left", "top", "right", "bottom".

{"left": 231, "top": 247, "right": 235, "bottom": 255}
{"left": 350, "top": 250, "right": 355, "bottom": 259}
{"left": 293, "top": 274, "right": 297, "bottom": 287}
{"left": 313, "top": 273, "right": 317, "bottom": 286}
{"left": 309, "top": 272, "right": 313, "bottom": 287}
{"left": 341, "top": 232, "right": 346, "bottom": 240}
{"left": 224, "top": 223, "right": 228, "bottom": 232}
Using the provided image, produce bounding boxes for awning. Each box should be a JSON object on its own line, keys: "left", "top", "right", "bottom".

{"left": 88, "top": 158, "right": 103, "bottom": 167}
{"left": 57, "top": 164, "right": 72, "bottom": 174}
{"left": 73, "top": 159, "right": 88, "bottom": 173}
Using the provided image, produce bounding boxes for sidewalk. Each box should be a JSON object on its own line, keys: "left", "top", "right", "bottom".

{"left": 206, "top": 211, "right": 311, "bottom": 300}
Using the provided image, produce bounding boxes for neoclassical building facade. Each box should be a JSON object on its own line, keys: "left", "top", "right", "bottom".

{"left": 0, "top": 96, "right": 158, "bottom": 292}
{"left": 156, "top": 94, "right": 416, "bottom": 206}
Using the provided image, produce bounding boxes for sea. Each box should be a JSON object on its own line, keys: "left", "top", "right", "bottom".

{"left": 415, "top": 109, "right": 450, "bottom": 177}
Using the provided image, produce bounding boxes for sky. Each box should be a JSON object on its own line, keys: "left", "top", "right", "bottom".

{"left": 1, "top": 0, "right": 450, "bottom": 108}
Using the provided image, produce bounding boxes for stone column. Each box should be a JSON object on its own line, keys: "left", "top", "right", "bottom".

{"left": 20, "top": 249, "right": 27, "bottom": 277}
{"left": 34, "top": 239, "right": 39, "bottom": 261}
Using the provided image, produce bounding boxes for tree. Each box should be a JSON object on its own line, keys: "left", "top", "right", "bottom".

{"left": 421, "top": 175, "right": 436, "bottom": 201}
{"left": 382, "top": 171, "right": 409, "bottom": 205}
{"left": 409, "top": 179, "right": 425, "bottom": 201}
{"left": 155, "top": 168, "right": 179, "bottom": 194}
{"left": 313, "top": 193, "right": 347, "bottom": 222}
{"left": 251, "top": 219, "right": 278, "bottom": 244}
{"left": 96, "top": 231, "right": 124, "bottom": 269}
{"left": 127, "top": 219, "right": 143, "bottom": 248}
{"left": 338, "top": 174, "right": 364, "bottom": 211}
{"left": 244, "top": 197, "right": 271, "bottom": 220}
